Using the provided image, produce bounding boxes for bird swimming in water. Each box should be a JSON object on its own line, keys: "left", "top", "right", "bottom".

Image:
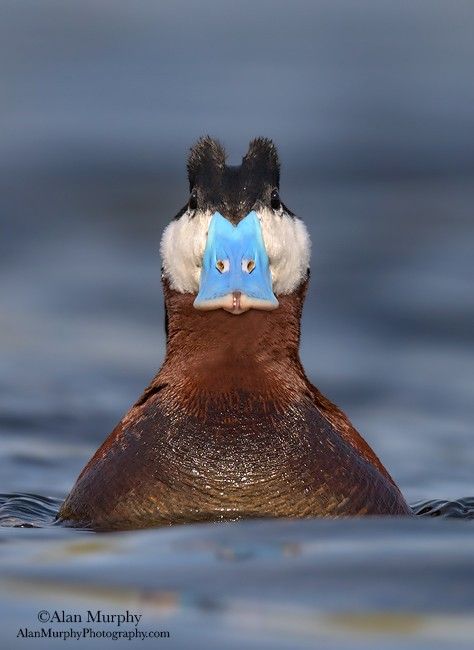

{"left": 59, "top": 137, "right": 412, "bottom": 530}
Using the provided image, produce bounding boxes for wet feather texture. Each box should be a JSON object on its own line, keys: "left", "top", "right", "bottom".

{"left": 59, "top": 277, "right": 411, "bottom": 530}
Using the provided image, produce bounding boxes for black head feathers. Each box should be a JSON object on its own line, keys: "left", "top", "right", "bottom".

{"left": 242, "top": 137, "right": 280, "bottom": 188}
{"left": 184, "top": 137, "right": 282, "bottom": 223}
{"left": 187, "top": 137, "right": 280, "bottom": 190}
{"left": 187, "top": 136, "right": 226, "bottom": 190}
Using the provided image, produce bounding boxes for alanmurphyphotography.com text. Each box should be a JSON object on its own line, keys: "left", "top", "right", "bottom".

{"left": 16, "top": 610, "right": 170, "bottom": 642}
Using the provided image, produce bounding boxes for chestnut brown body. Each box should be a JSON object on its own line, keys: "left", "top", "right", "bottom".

{"left": 59, "top": 279, "right": 411, "bottom": 530}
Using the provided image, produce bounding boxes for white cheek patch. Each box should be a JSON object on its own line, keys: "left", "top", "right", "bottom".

{"left": 160, "top": 210, "right": 212, "bottom": 293}
{"left": 257, "top": 208, "right": 311, "bottom": 295}
{"left": 160, "top": 208, "right": 311, "bottom": 296}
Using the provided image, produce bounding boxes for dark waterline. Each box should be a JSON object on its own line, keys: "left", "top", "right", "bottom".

{"left": 2, "top": 493, "right": 474, "bottom": 530}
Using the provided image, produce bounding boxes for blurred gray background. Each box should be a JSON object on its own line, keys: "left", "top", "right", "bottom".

{"left": 1, "top": 1, "right": 473, "bottom": 502}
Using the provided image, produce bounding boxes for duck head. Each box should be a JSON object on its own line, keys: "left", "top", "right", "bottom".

{"left": 160, "top": 137, "right": 311, "bottom": 315}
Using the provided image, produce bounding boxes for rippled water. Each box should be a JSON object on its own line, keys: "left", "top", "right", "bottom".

{"left": 3, "top": 494, "right": 474, "bottom": 530}
{"left": 2, "top": 500, "right": 474, "bottom": 650}
{"left": 0, "top": 494, "right": 61, "bottom": 528}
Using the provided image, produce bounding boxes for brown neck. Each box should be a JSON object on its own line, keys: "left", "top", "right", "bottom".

{"left": 157, "top": 278, "right": 310, "bottom": 401}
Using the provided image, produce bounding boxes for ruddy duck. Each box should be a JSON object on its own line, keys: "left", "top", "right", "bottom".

{"left": 59, "top": 137, "right": 412, "bottom": 530}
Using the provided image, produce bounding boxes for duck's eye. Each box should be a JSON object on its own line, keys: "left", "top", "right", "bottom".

{"left": 189, "top": 189, "right": 198, "bottom": 211}
{"left": 270, "top": 189, "right": 281, "bottom": 210}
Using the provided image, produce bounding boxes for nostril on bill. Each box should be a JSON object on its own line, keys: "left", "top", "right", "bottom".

{"left": 242, "top": 259, "right": 256, "bottom": 274}
{"left": 216, "top": 259, "right": 229, "bottom": 273}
